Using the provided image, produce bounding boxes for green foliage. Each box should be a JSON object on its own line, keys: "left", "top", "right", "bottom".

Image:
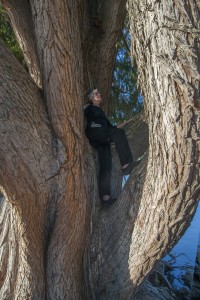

{"left": 0, "top": 7, "right": 24, "bottom": 63}
{"left": 109, "top": 17, "right": 143, "bottom": 123}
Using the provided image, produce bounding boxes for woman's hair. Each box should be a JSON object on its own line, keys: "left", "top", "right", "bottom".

{"left": 87, "top": 89, "right": 96, "bottom": 104}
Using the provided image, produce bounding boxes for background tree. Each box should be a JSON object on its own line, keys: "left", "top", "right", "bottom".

{"left": 109, "top": 17, "right": 143, "bottom": 124}
{"left": 0, "top": 1, "right": 199, "bottom": 300}
{"left": 0, "top": 7, "right": 23, "bottom": 63}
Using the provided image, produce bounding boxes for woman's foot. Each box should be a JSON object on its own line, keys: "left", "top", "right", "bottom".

{"left": 122, "top": 160, "right": 141, "bottom": 175}
{"left": 102, "top": 195, "right": 111, "bottom": 201}
{"left": 101, "top": 196, "right": 117, "bottom": 207}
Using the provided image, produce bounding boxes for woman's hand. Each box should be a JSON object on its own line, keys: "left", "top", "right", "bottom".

{"left": 117, "top": 118, "right": 133, "bottom": 128}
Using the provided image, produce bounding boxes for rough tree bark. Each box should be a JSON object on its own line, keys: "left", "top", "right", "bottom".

{"left": 85, "top": 0, "right": 200, "bottom": 298}
{"left": 0, "top": 0, "right": 199, "bottom": 300}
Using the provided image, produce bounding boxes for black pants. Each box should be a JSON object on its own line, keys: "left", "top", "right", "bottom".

{"left": 86, "top": 127, "right": 133, "bottom": 198}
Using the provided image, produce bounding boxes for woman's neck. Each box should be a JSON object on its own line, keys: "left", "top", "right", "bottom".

{"left": 92, "top": 102, "right": 100, "bottom": 107}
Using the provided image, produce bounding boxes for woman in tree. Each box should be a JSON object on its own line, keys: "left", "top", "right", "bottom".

{"left": 84, "top": 89, "right": 139, "bottom": 206}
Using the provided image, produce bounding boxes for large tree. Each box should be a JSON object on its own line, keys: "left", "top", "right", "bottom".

{"left": 0, "top": 0, "right": 199, "bottom": 299}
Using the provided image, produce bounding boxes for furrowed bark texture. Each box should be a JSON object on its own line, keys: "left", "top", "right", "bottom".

{"left": 85, "top": 154, "right": 149, "bottom": 299}
{"left": 2, "top": 0, "right": 41, "bottom": 87}
{"left": 127, "top": 0, "right": 200, "bottom": 293}
{"left": 0, "top": 37, "right": 95, "bottom": 300}
{"left": 30, "top": 1, "right": 92, "bottom": 299}
{"left": 0, "top": 40, "right": 59, "bottom": 299}
{"left": 30, "top": 0, "right": 84, "bottom": 145}
{"left": 85, "top": 0, "right": 200, "bottom": 299}
{"left": 1, "top": 0, "right": 200, "bottom": 299}
{"left": 1, "top": 0, "right": 127, "bottom": 298}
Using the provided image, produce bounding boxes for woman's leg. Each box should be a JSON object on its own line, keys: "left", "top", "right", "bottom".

{"left": 109, "top": 128, "right": 133, "bottom": 166}
{"left": 86, "top": 127, "right": 133, "bottom": 167}
{"left": 96, "top": 144, "right": 112, "bottom": 200}
{"left": 86, "top": 128, "right": 110, "bottom": 146}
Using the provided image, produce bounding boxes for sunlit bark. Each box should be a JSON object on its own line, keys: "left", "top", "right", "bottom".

{"left": 0, "top": 40, "right": 56, "bottom": 298}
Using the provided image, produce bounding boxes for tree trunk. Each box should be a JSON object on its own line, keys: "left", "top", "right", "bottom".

{"left": 85, "top": 0, "right": 200, "bottom": 298}
{"left": 126, "top": 0, "right": 200, "bottom": 292}
{"left": 0, "top": 39, "right": 56, "bottom": 298}
{"left": 0, "top": 0, "right": 200, "bottom": 299}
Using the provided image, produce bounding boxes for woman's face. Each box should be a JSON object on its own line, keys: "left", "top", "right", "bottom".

{"left": 91, "top": 89, "right": 102, "bottom": 105}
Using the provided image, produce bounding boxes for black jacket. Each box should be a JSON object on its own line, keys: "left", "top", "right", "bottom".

{"left": 84, "top": 105, "right": 116, "bottom": 130}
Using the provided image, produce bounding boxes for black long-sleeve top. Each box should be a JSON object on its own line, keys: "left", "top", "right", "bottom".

{"left": 84, "top": 104, "right": 116, "bottom": 130}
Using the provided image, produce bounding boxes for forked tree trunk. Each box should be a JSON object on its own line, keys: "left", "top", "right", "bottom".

{"left": 0, "top": 0, "right": 199, "bottom": 299}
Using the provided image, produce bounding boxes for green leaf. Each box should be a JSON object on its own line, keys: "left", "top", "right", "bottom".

{"left": 0, "top": 7, "right": 24, "bottom": 64}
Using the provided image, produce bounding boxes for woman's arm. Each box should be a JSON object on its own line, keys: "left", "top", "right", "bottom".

{"left": 117, "top": 118, "right": 133, "bottom": 128}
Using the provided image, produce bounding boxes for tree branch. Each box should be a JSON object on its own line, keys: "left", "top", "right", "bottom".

{"left": 2, "top": 0, "right": 41, "bottom": 87}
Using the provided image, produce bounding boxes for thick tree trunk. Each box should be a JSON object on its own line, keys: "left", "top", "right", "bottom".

{"left": 1, "top": 0, "right": 127, "bottom": 298}
{"left": 0, "top": 40, "right": 57, "bottom": 298}
{"left": 0, "top": 37, "right": 96, "bottom": 299}
{"left": 0, "top": 0, "right": 199, "bottom": 299}
{"left": 85, "top": 0, "right": 200, "bottom": 299}
{"left": 127, "top": 0, "right": 200, "bottom": 292}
